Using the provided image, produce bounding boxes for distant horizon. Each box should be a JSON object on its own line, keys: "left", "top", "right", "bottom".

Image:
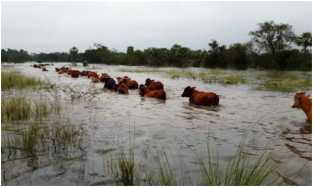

{"left": 2, "top": 1, "right": 312, "bottom": 53}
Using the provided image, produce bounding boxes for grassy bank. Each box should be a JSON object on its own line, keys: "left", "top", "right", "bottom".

{"left": 2, "top": 71, "right": 49, "bottom": 90}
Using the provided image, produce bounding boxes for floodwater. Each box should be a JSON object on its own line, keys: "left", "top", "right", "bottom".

{"left": 2, "top": 62, "right": 312, "bottom": 185}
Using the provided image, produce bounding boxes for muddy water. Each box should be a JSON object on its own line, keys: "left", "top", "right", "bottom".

{"left": 2, "top": 63, "right": 312, "bottom": 185}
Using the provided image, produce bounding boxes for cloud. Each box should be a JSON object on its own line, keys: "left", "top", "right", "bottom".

{"left": 2, "top": 1, "right": 312, "bottom": 53}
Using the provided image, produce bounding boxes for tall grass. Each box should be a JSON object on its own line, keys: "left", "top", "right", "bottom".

{"left": 156, "top": 152, "right": 177, "bottom": 185}
{"left": 258, "top": 78, "right": 311, "bottom": 92}
{"left": 1, "top": 97, "right": 32, "bottom": 122}
{"left": 21, "top": 124, "right": 41, "bottom": 157}
{"left": 115, "top": 151, "right": 135, "bottom": 185}
{"left": 167, "top": 69, "right": 247, "bottom": 85}
{"left": 108, "top": 144, "right": 283, "bottom": 186}
{"left": 2, "top": 121, "right": 83, "bottom": 160}
{"left": 2, "top": 71, "right": 46, "bottom": 90}
{"left": 199, "top": 146, "right": 281, "bottom": 185}
{"left": 1, "top": 96, "right": 62, "bottom": 123}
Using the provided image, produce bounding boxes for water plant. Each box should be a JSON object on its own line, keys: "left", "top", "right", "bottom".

{"left": 2, "top": 95, "right": 62, "bottom": 123}
{"left": 1, "top": 96, "right": 32, "bottom": 122}
{"left": 2, "top": 71, "right": 46, "bottom": 90}
{"left": 118, "top": 68, "right": 164, "bottom": 73}
{"left": 199, "top": 145, "right": 282, "bottom": 186}
{"left": 108, "top": 143, "right": 284, "bottom": 186}
{"left": 167, "top": 69, "right": 247, "bottom": 85}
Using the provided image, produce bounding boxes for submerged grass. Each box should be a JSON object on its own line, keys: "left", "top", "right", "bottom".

{"left": 2, "top": 71, "right": 47, "bottom": 90}
{"left": 118, "top": 67, "right": 164, "bottom": 73}
{"left": 109, "top": 144, "right": 283, "bottom": 186}
{"left": 21, "top": 123, "right": 41, "bottom": 157}
{"left": 1, "top": 96, "right": 62, "bottom": 123}
{"left": 1, "top": 97, "right": 32, "bottom": 122}
{"left": 199, "top": 145, "right": 281, "bottom": 185}
{"left": 2, "top": 120, "right": 83, "bottom": 160}
{"left": 118, "top": 67, "right": 310, "bottom": 91}
{"left": 167, "top": 69, "right": 247, "bottom": 85}
{"left": 256, "top": 71, "right": 311, "bottom": 92}
{"left": 156, "top": 152, "right": 177, "bottom": 186}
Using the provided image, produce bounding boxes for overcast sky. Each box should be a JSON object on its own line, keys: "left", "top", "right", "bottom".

{"left": 1, "top": 1, "right": 312, "bottom": 53}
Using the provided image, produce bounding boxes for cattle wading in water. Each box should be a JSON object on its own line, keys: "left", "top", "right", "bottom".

{"left": 181, "top": 86, "right": 219, "bottom": 106}
{"left": 292, "top": 92, "right": 312, "bottom": 133}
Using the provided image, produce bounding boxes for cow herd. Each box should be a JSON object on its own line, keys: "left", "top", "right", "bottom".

{"left": 32, "top": 63, "right": 311, "bottom": 130}
{"left": 32, "top": 64, "right": 220, "bottom": 106}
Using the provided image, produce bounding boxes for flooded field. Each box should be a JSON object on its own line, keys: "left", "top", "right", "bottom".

{"left": 1, "top": 62, "right": 312, "bottom": 185}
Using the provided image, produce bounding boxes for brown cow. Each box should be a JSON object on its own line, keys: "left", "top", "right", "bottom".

{"left": 87, "top": 71, "right": 98, "bottom": 79}
{"left": 145, "top": 78, "right": 164, "bottom": 90}
{"left": 115, "top": 83, "right": 129, "bottom": 94}
{"left": 70, "top": 70, "right": 80, "bottom": 78}
{"left": 91, "top": 76, "right": 100, "bottom": 83}
{"left": 80, "top": 71, "right": 89, "bottom": 76}
{"left": 139, "top": 84, "right": 166, "bottom": 100}
{"left": 292, "top": 92, "right": 312, "bottom": 125}
{"left": 181, "top": 86, "right": 219, "bottom": 106}
{"left": 99, "top": 73, "right": 111, "bottom": 82}
{"left": 56, "top": 67, "right": 69, "bottom": 74}
{"left": 117, "top": 76, "right": 138, "bottom": 89}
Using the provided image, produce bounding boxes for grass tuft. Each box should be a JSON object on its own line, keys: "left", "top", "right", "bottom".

{"left": 1, "top": 97, "right": 32, "bottom": 122}
{"left": 199, "top": 145, "right": 282, "bottom": 186}
{"left": 112, "top": 150, "right": 135, "bottom": 185}
{"left": 2, "top": 71, "right": 47, "bottom": 90}
{"left": 1, "top": 96, "right": 62, "bottom": 123}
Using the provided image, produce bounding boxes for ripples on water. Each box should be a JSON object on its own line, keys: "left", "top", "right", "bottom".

{"left": 1, "top": 63, "right": 312, "bottom": 185}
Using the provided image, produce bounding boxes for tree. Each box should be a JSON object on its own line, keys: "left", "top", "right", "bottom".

{"left": 127, "top": 46, "right": 134, "bottom": 56}
{"left": 205, "top": 40, "right": 227, "bottom": 68}
{"left": 249, "top": 21, "right": 295, "bottom": 58}
{"left": 69, "top": 46, "right": 79, "bottom": 62}
{"left": 295, "top": 32, "right": 312, "bottom": 53}
{"left": 226, "top": 43, "right": 248, "bottom": 70}
{"left": 1, "top": 49, "right": 8, "bottom": 62}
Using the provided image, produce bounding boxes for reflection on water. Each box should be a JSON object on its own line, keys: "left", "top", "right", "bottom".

{"left": 1, "top": 63, "right": 312, "bottom": 185}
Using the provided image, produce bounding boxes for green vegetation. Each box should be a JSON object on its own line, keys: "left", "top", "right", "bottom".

{"left": 2, "top": 121, "right": 83, "bottom": 160}
{"left": 1, "top": 97, "right": 32, "bottom": 122}
{"left": 199, "top": 147, "right": 280, "bottom": 185}
{"left": 155, "top": 152, "right": 177, "bottom": 185}
{"left": 256, "top": 71, "right": 312, "bottom": 92}
{"left": 1, "top": 96, "right": 61, "bottom": 123}
{"left": 118, "top": 67, "right": 164, "bottom": 73}
{"left": 2, "top": 71, "right": 47, "bottom": 90}
{"left": 2, "top": 21, "right": 311, "bottom": 71}
{"left": 166, "top": 69, "right": 247, "bottom": 85}
{"left": 108, "top": 145, "right": 284, "bottom": 186}
{"left": 21, "top": 123, "right": 41, "bottom": 157}
{"left": 114, "top": 151, "right": 135, "bottom": 185}
{"left": 259, "top": 78, "right": 311, "bottom": 92}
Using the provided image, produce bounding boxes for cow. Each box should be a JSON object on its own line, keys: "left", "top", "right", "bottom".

{"left": 181, "top": 86, "right": 219, "bottom": 106}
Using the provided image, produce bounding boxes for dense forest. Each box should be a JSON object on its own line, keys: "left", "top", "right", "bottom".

{"left": 2, "top": 21, "right": 312, "bottom": 71}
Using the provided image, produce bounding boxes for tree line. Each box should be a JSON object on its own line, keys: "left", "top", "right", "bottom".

{"left": 2, "top": 21, "right": 311, "bottom": 71}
